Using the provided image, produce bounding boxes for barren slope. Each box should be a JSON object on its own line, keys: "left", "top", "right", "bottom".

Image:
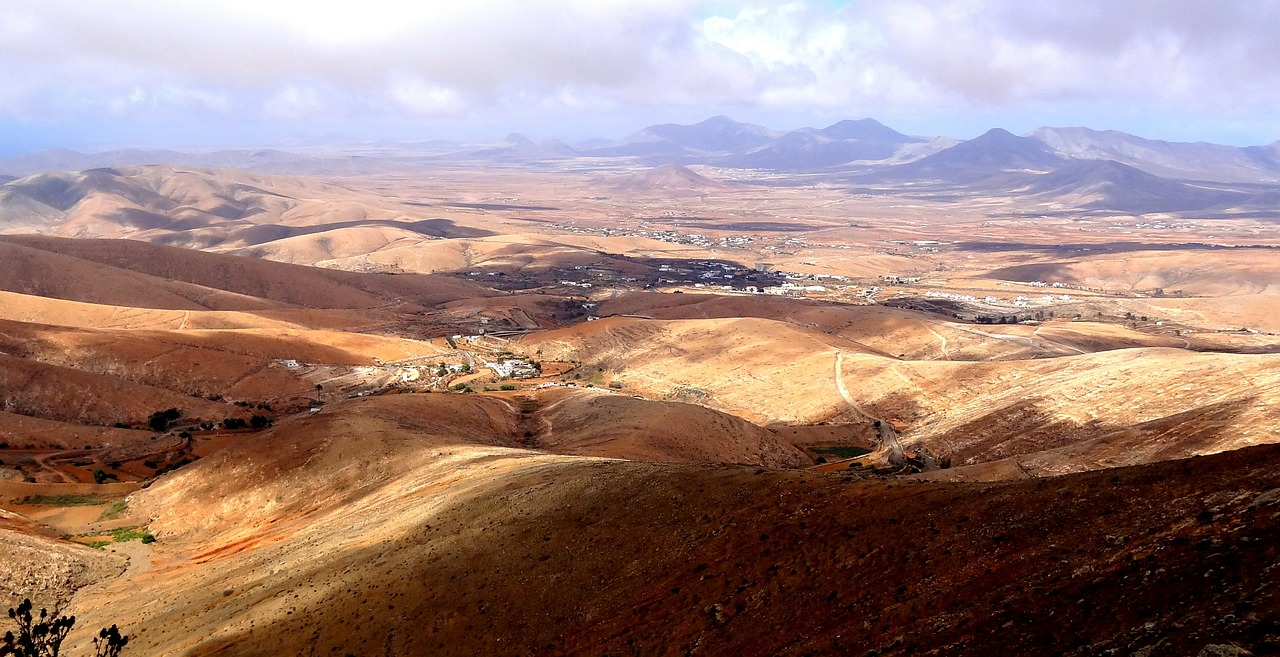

{"left": 599, "top": 291, "right": 1179, "bottom": 360}
{"left": 522, "top": 315, "right": 1280, "bottom": 472}
{"left": 50, "top": 394, "right": 1280, "bottom": 657}
{"left": 532, "top": 387, "right": 809, "bottom": 467}
{"left": 521, "top": 316, "right": 884, "bottom": 423}
{"left": 0, "top": 235, "right": 492, "bottom": 310}
{"left": 0, "top": 353, "right": 234, "bottom": 428}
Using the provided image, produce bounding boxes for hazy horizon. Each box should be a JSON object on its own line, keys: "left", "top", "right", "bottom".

{"left": 3, "top": 1, "right": 1280, "bottom": 155}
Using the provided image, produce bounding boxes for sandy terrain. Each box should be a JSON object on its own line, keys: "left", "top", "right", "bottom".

{"left": 31, "top": 394, "right": 1279, "bottom": 656}
{"left": 532, "top": 387, "right": 808, "bottom": 467}
{"left": 519, "top": 313, "right": 1280, "bottom": 473}
{"left": 1, "top": 160, "right": 1279, "bottom": 655}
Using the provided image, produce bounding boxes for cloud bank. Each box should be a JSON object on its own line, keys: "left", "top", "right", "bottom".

{"left": 1, "top": 0, "right": 1277, "bottom": 144}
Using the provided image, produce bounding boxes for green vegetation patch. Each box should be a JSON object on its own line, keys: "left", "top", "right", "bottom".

{"left": 109, "top": 526, "right": 155, "bottom": 543}
{"left": 98, "top": 500, "right": 128, "bottom": 521}
{"left": 811, "top": 445, "right": 873, "bottom": 459}
{"left": 19, "top": 494, "right": 107, "bottom": 506}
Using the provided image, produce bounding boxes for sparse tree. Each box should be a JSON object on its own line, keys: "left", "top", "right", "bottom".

{"left": 92, "top": 625, "right": 128, "bottom": 657}
{"left": 2, "top": 598, "right": 126, "bottom": 657}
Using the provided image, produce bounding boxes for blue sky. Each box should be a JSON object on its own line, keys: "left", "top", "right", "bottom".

{"left": 2, "top": 0, "right": 1278, "bottom": 156}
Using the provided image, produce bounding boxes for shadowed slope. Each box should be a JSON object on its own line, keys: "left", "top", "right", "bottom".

{"left": 0, "top": 235, "right": 492, "bottom": 310}
{"left": 533, "top": 387, "right": 809, "bottom": 467}
{"left": 58, "top": 393, "right": 1280, "bottom": 656}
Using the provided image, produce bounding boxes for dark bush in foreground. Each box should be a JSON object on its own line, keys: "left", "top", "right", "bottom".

{"left": 3, "top": 598, "right": 128, "bottom": 656}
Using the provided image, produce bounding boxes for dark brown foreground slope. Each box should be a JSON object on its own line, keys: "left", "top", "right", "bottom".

{"left": 58, "top": 394, "right": 1280, "bottom": 657}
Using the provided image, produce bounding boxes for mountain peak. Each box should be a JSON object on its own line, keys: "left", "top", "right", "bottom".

{"left": 815, "top": 118, "right": 919, "bottom": 143}
{"left": 630, "top": 116, "right": 777, "bottom": 153}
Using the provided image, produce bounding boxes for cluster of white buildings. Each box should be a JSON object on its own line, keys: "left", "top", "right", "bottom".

{"left": 1017, "top": 281, "right": 1071, "bottom": 288}
{"left": 924, "top": 290, "right": 979, "bottom": 302}
{"left": 1011, "top": 294, "right": 1072, "bottom": 307}
{"left": 484, "top": 359, "right": 538, "bottom": 379}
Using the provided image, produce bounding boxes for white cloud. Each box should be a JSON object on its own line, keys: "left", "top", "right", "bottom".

{"left": 389, "top": 79, "right": 467, "bottom": 116}
{"left": 0, "top": 0, "right": 1278, "bottom": 142}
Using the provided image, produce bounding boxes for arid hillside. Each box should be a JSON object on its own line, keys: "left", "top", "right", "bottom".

{"left": 42, "top": 393, "right": 1280, "bottom": 657}
{"left": 531, "top": 387, "right": 809, "bottom": 467}
{"left": 1, "top": 144, "right": 1279, "bottom": 657}
{"left": 521, "top": 313, "right": 1280, "bottom": 476}
{"left": 0, "top": 235, "right": 492, "bottom": 310}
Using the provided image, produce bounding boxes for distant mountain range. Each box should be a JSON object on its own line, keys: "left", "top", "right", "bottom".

{"left": 2, "top": 116, "right": 1278, "bottom": 216}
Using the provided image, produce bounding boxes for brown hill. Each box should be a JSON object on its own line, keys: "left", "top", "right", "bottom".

{"left": 0, "top": 318, "right": 313, "bottom": 401}
{"left": 0, "top": 523, "right": 124, "bottom": 610}
{"left": 598, "top": 291, "right": 1170, "bottom": 360}
{"left": 521, "top": 315, "right": 1280, "bottom": 474}
{"left": 0, "top": 353, "right": 233, "bottom": 428}
{"left": 612, "top": 163, "right": 731, "bottom": 195}
{"left": 0, "top": 165, "right": 499, "bottom": 259}
{"left": 0, "top": 411, "right": 153, "bottom": 451}
{"left": 49, "top": 393, "right": 1280, "bottom": 656}
{"left": 532, "top": 387, "right": 809, "bottom": 467}
{"left": 985, "top": 248, "right": 1280, "bottom": 297}
{"left": 520, "top": 316, "right": 885, "bottom": 424}
{"left": 0, "top": 235, "right": 493, "bottom": 310}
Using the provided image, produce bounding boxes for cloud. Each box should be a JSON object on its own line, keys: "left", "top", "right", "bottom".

{"left": 1, "top": 0, "right": 1278, "bottom": 141}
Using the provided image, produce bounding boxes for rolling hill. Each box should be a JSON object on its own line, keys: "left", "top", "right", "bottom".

{"left": 0, "top": 235, "right": 493, "bottom": 310}
{"left": 519, "top": 313, "right": 1280, "bottom": 474}
{"left": 40, "top": 392, "right": 1280, "bottom": 656}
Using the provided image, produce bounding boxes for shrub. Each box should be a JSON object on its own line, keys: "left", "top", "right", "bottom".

{"left": 221, "top": 418, "right": 248, "bottom": 430}
{"left": 147, "top": 408, "right": 181, "bottom": 432}
{"left": 110, "top": 526, "right": 151, "bottom": 542}
{"left": 2, "top": 597, "right": 129, "bottom": 657}
{"left": 500, "top": 384, "right": 517, "bottom": 391}
{"left": 155, "top": 457, "right": 198, "bottom": 476}
{"left": 249, "top": 415, "right": 272, "bottom": 429}
{"left": 20, "top": 494, "right": 104, "bottom": 506}
{"left": 98, "top": 501, "right": 128, "bottom": 521}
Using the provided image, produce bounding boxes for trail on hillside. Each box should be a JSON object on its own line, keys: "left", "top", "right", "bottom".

{"left": 924, "top": 325, "right": 950, "bottom": 358}
{"left": 833, "top": 351, "right": 868, "bottom": 418}
{"left": 835, "top": 350, "right": 905, "bottom": 466}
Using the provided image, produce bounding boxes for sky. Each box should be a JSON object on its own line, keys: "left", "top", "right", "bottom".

{"left": 2, "top": 0, "right": 1279, "bottom": 155}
